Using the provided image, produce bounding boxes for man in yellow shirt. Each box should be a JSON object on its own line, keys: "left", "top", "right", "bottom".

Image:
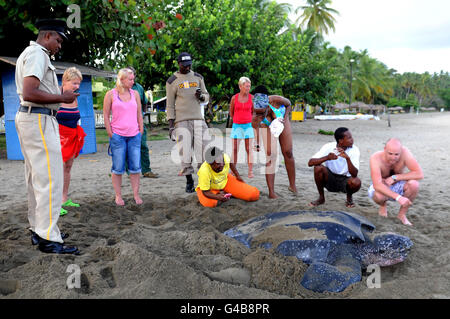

{"left": 196, "top": 147, "right": 260, "bottom": 207}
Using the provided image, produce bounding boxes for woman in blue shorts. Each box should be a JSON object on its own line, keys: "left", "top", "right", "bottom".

{"left": 229, "top": 77, "right": 255, "bottom": 178}
{"left": 103, "top": 68, "right": 144, "bottom": 206}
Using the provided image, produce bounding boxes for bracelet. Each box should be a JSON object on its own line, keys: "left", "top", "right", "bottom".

{"left": 395, "top": 195, "right": 402, "bottom": 201}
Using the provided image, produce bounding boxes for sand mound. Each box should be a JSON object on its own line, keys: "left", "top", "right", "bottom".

{"left": 1, "top": 112, "right": 450, "bottom": 299}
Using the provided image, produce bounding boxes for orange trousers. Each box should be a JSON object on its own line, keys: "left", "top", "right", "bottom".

{"left": 197, "top": 174, "right": 260, "bottom": 207}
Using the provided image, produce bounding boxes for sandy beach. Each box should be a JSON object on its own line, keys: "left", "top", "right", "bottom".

{"left": 0, "top": 112, "right": 449, "bottom": 299}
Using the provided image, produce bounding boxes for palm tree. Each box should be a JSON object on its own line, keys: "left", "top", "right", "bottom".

{"left": 334, "top": 48, "right": 394, "bottom": 104}
{"left": 295, "top": 0, "right": 339, "bottom": 35}
{"left": 256, "top": 0, "right": 292, "bottom": 28}
{"left": 352, "top": 51, "right": 396, "bottom": 104}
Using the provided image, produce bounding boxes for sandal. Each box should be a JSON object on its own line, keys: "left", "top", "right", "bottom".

{"left": 62, "top": 199, "right": 80, "bottom": 207}
{"left": 60, "top": 208, "right": 68, "bottom": 216}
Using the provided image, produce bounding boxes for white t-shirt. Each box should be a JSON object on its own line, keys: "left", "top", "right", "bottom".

{"left": 312, "top": 142, "right": 360, "bottom": 177}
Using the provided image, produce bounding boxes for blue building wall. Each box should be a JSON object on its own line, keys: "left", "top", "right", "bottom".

{"left": 2, "top": 66, "right": 22, "bottom": 160}
{"left": 75, "top": 75, "right": 97, "bottom": 156}
{"left": 2, "top": 65, "right": 97, "bottom": 160}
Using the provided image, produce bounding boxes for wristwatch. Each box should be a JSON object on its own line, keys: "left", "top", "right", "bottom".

{"left": 392, "top": 175, "right": 397, "bottom": 182}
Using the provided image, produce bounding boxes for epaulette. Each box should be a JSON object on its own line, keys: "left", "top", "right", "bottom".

{"left": 167, "top": 75, "right": 177, "bottom": 84}
{"left": 194, "top": 72, "right": 203, "bottom": 80}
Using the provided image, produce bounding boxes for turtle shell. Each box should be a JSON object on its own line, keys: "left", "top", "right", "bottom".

{"left": 224, "top": 210, "right": 376, "bottom": 264}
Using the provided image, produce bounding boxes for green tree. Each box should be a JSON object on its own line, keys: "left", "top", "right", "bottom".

{"left": 351, "top": 51, "right": 393, "bottom": 104}
{"left": 283, "top": 41, "right": 338, "bottom": 106}
{"left": 153, "top": 0, "right": 295, "bottom": 106}
{"left": 0, "top": 0, "right": 180, "bottom": 68}
{"left": 331, "top": 47, "right": 395, "bottom": 105}
{"left": 392, "top": 71, "right": 450, "bottom": 110}
{"left": 438, "top": 88, "right": 450, "bottom": 109}
{"left": 295, "top": 0, "right": 339, "bottom": 35}
{"left": 4, "top": 0, "right": 445, "bottom": 114}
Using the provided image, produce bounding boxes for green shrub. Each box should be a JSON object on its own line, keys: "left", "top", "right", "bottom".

{"left": 387, "top": 96, "right": 419, "bottom": 110}
{"left": 318, "top": 129, "right": 334, "bottom": 135}
{"left": 157, "top": 111, "right": 167, "bottom": 125}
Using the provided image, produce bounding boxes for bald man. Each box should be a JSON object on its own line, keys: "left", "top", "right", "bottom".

{"left": 368, "top": 138, "right": 423, "bottom": 226}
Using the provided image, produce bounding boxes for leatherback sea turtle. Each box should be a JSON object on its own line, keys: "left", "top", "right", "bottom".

{"left": 224, "top": 210, "right": 413, "bottom": 293}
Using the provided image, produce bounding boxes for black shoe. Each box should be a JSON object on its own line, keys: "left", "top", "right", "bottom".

{"left": 185, "top": 182, "right": 195, "bottom": 193}
{"left": 38, "top": 240, "right": 80, "bottom": 255}
{"left": 30, "top": 230, "right": 69, "bottom": 246}
{"left": 30, "top": 230, "right": 40, "bottom": 245}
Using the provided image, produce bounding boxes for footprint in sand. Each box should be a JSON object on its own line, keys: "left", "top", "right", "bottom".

{"left": 100, "top": 267, "right": 117, "bottom": 288}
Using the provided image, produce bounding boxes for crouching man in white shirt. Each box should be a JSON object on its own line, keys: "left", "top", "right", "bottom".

{"left": 308, "top": 127, "right": 361, "bottom": 208}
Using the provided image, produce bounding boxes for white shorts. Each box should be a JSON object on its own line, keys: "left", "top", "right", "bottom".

{"left": 368, "top": 180, "right": 406, "bottom": 200}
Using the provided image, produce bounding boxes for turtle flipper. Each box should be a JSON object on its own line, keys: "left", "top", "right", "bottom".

{"left": 301, "top": 257, "right": 362, "bottom": 293}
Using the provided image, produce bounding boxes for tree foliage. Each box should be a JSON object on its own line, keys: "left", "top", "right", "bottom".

{"left": 295, "top": 0, "right": 339, "bottom": 35}
{"left": 1, "top": 0, "right": 449, "bottom": 111}
{"left": 0, "top": 0, "right": 181, "bottom": 67}
{"left": 282, "top": 40, "right": 338, "bottom": 106}
{"left": 144, "top": 0, "right": 296, "bottom": 106}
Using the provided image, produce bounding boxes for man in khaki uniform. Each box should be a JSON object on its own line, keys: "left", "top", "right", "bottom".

{"left": 166, "top": 52, "right": 211, "bottom": 193}
{"left": 15, "top": 19, "right": 79, "bottom": 254}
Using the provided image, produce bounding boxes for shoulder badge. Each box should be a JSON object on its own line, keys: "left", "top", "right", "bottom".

{"left": 167, "top": 75, "right": 177, "bottom": 84}
{"left": 194, "top": 72, "right": 204, "bottom": 80}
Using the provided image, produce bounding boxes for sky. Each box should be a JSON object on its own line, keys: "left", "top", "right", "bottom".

{"left": 280, "top": 0, "right": 450, "bottom": 74}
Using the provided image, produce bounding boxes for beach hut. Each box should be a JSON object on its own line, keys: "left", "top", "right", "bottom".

{"left": 371, "top": 104, "right": 386, "bottom": 115}
{"left": 0, "top": 56, "right": 116, "bottom": 160}
{"left": 331, "top": 102, "right": 349, "bottom": 113}
{"left": 367, "top": 104, "right": 382, "bottom": 115}
{"left": 350, "top": 101, "right": 370, "bottom": 113}
{"left": 388, "top": 106, "right": 403, "bottom": 113}
{"left": 420, "top": 107, "right": 437, "bottom": 112}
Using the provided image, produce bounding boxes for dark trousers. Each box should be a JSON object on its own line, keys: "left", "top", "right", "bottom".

{"left": 141, "top": 124, "right": 151, "bottom": 173}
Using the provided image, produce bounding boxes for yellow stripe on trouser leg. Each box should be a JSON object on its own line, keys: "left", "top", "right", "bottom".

{"left": 38, "top": 114, "right": 53, "bottom": 240}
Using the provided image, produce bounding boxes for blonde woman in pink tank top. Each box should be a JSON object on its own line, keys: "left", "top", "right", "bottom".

{"left": 103, "top": 68, "right": 144, "bottom": 206}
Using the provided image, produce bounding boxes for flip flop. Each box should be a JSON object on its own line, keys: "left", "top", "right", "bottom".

{"left": 60, "top": 208, "right": 68, "bottom": 216}
{"left": 62, "top": 199, "right": 80, "bottom": 207}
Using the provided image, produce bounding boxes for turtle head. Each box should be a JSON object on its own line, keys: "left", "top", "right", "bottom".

{"left": 360, "top": 233, "right": 413, "bottom": 267}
